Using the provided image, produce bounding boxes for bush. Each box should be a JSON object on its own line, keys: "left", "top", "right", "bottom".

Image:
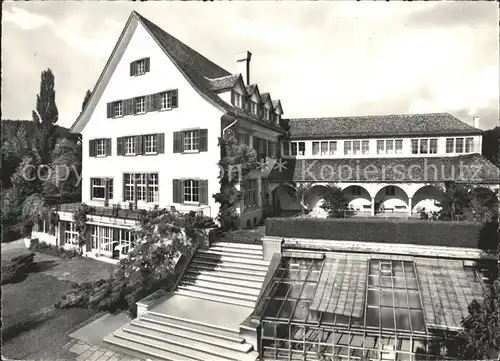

{"left": 29, "top": 239, "right": 80, "bottom": 259}
{"left": 1, "top": 252, "right": 35, "bottom": 285}
{"left": 265, "top": 217, "right": 497, "bottom": 250}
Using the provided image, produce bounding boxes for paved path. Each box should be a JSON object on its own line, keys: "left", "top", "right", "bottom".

{"left": 65, "top": 339, "right": 149, "bottom": 361}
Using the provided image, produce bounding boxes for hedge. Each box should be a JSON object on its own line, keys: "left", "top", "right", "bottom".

{"left": 265, "top": 218, "right": 499, "bottom": 250}
{"left": 29, "top": 239, "right": 81, "bottom": 259}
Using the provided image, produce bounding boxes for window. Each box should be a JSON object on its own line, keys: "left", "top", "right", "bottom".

{"left": 233, "top": 92, "right": 243, "bottom": 108}
{"left": 385, "top": 186, "right": 396, "bottom": 196}
{"left": 238, "top": 133, "right": 250, "bottom": 146}
{"left": 362, "top": 140, "right": 369, "bottom": 155}
{"left": 353, "top": 141, "right": 361, "bottom": 155}
{"left": 244, "top": 179, "right": 258, "bottom": 208}
{"left": 120, "top": 229, "right": 136, "bottom": 256}
{"left": 411, "top": 139, "right": 419, "bottom": 154}
{"left": 377, "top": 140, "right": 385, "bottom": 155}
{"left": 455, "top": 138, "right": 464, "bottom": 153}
{"left": 352, "top": 186, "right": 362, "bottom": 196}
{"left": 344, "top": 141, "right": 352, "bottom": 155}
{"left": 386, "top": 140, "right": 394, "bottom": 155}
{"left": 64, "top": 222, "right": 78, "bottom": 246}
{"left": 144, "top": 134, "right": 157, "bottom": 154}
{"left": 395, "top": 140, "right": 403, "bottom": 154}
{"left": 91, "top": 178, "right": 113, "bottom": 200}
{"left": 446, "top": 138, "right": 454, "bottom": 153}
{"left": 113, "top": 101, "right": 123, "bottom": 117}
{"left": 125, "top": 137, "right": 136, "bottom": 155}
{"left": 184, "top": 180, "right": 200, "bottom": 203}
{"left": 148, "top": 174, "right": 159, "bottom": 203}
{"left": 160, "top": 90, "right": 178, "bottom": 110}
{"left": 312, "top": 142, "right": 319, "bottom": 156}
{"left": 183, "top": 130, "right": 199, "bottom": 152}
{"left": 135, "top": 174, "right": 146, "bottom": 202}
{"left": 135, "top": 96, "right": 145, "bottom": 114}
{"left": 96, "top": 139, "right": 106, "bottom": 156}
{"left": 263, "top": 108, "right": 270, "bottom": 120}
{"left": 275, "top": 114, "right": 281, "bottom": 123}
{"left": 429, "top": 139, "right": 438, "bottom": 154}
{"left": 329, "top": 141, "right": 337, "bottom": 155}
{"left": 124, "top": 174, "right": 134, "bottom": 202}
{"left": 320, "top": 142, "right": 329, "bottom": 156}
{"left": 282, "top": 142, "right": 290, "bottom": 157}
{"left": 466, "top": 137, "right": 474, "bottom": 153}
{"left": 130, "top": 58, "right": 150, "bottom": 76}
{"left": 419, "top": 139, "right": 428, "bottom": 154}
{"left": 250, "top": 101, "right": 258, "bottom": 115}
{"left": 298, "top": 142, "right": 305, "bottom": 156}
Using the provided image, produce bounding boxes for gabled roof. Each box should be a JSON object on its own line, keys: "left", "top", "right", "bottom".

{"left": 246, "top": 84, "right": 261, "bottom": 101}
{"left": 272, "top": 100, "right": 283, "bottom": 113}
{"left": 206, "top": 74, "right": 240, "bottom": 91}
{"left": 268, "top": 153, "right": 500, "bottom": 184}
{"left": 288, "top": 113, "right": 482, "bottom": 139}
{"left": 71, "top": 11, "right": 286, "bottom": 135}
{"left": 261, "top": 92, "right": 272, "bottom": 107}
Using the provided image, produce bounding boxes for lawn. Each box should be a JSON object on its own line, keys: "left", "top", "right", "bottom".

{"left": 1, "top": 240, "right": 116, "bottom": 360}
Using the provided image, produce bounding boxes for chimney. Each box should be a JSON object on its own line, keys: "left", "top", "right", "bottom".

{"left": 234, "top": 51, "right": 252, "bottom": 85}
{"left": 472, "top": 116, "right": 479, "bottom": 128}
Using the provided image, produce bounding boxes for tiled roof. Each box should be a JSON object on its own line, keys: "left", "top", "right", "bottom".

{"left": 246, "top": 84, "right": 257, "bottom": 95}
{"left": 137, "top": 13, "right": 286, "bottom": 135}
{"left": 272, "top": 100, "right": 281, "bottom": 110}
{"left": 288, "top": 113, "right": 482, "bottom": 139}
{"left": 261, "top": 93, "right": 270, "bottom": 103}
{"left": 207, "top": 74, "right": 240, "bottom": 91}
{"left": 268, "top": 153, "right": 500, "bottom": 183}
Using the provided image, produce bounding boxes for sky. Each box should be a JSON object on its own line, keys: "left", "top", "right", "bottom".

{"left": 2, "top": 1, "right": 499, "bottom": 130}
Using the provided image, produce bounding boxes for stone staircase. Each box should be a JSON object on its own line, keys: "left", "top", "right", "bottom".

{"left": 104, "top": 241, "right": 269, "bottom": 361}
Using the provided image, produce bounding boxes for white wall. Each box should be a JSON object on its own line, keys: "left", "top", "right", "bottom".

{"left": 81, "top": 22, "right": 224, "bottom": 218}
{"left": 282, "top": 135, "right": 482, "bottom": 159}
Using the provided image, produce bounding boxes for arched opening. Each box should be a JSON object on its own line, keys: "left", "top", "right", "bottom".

{"left": 271, "top": 184, "right": 299, "bottom": 216}
{"left": 341, "top": 185, "right": 372, "bottom": 213}
{"left": 303, "top": 185, "right": 333, "bottom": 218}
{"left": 412, "top": 185, "right": 445, "bottom": 214}
{"left": 374, "top": 185, "right": 409, "bottom": 215}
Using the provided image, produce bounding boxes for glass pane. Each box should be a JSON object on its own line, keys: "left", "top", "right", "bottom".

{"left": 395, "top": 310, "right": 411, "bottom": 331}
{"left": 410, "top": 310, "right": 426, "bottom": 332}
{"left": 288, "top": 284, "right": 304, "bottom": 298}
{"left": 262, "top": 322, "right": 275, "bottom": 338}
{"left": 408, "top": 291, "right": 421, "bottom": 309}
{"left": 366, "top": 307, "right": 380, "bottom": 328}
{"left": 380, "top": 276, "right": 393, "bottom": 287}
{"left": 265, "top": 299, "right": 283, "bottom": 318}
{"left": 394, "top": 277, "right": 407, "bottom": 289}
{"left": 278, "top": 300, "right": 296, "bottom": 319}
{"left": 301, "top": 283, "right": 316, "bottom": 299}
{"left": 381, "top": 291, "right": 394, "bottom": 307}
{"left": 274, "top": 282, "right": 291, "bottom": 297}
{"left": 292, "top": 301, "right": 309, "bottom": 322}
{"left": 406, "top": 277, "right": 418, "bottom": 290}
{"left": 381, "top": 307, "right": 395, "bottom": 329}
{"left": 369, "top": 275, "right": 379, "bottom": 287}
{"left": 398, "top": 338, "right": 412, "bottom": 352}
{"left": 367, "top": 290, "right": 380, "bottom": 306}
{"left": 394, "top": 291, "right": 408, "bottom": 307}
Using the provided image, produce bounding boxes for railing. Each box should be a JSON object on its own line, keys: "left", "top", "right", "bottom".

{"left": 249, "top": 253, "right": 282, "bottom": 322}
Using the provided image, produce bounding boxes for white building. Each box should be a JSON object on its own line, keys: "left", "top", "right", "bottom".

{"left": 31, "top": 11, "right": 500, "bottom": 261}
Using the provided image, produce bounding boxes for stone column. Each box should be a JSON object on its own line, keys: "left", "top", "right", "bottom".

{"left": 371, "top": 197, "right": 375, "bottom": 216}
{"left": 408, "top": 197, "right": 412, "bottom": 217}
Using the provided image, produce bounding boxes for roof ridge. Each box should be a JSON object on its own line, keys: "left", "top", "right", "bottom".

{"left": 289, "top": 112, "right": 454, "bottom": 121}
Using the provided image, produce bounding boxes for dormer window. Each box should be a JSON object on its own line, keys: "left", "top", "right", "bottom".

{"left": 275, "top": 114, "right": 281, "bottom": 123}
{"left": 250, "top": 101, "right": 258, "bottom": 115}
{"left": 263, "top": 108, "right": 270, "bottom": 120}
{"left": 130, "top": 58, "right": 150, "bottom": 76}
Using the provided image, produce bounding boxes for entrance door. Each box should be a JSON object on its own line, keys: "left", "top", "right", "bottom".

{"left": 99, "top": 226, "right": 113, "bottom": 258}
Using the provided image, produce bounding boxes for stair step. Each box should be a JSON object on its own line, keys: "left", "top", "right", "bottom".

{"left": 184, "top": 271, "right": 265, "bottom": 287}
{"left": 104, "top": 332, "right": 193, "bottom": 361}
{"left": 140, "top": 313, "right": 244, "bottom": 344}
{"left": 195, "top": 253, "right": 270, "bottom": 266}
{"left": 177, "top": 284, "right": 259, "bottom": 301}
{"left": 146, "top": 312, "right": 239, "bottom": 334}
{"left": 191, "top": 258, "right": 269, "bottom": 272}
{"left": 175, "top": 289, "right": 255, "bottom": 308}
{"left": 129, "top": 319, "right": 253, "bottom": 354}
{"left": 214, "top": 242, "right": 263, "bottom": 251}
{"left": 111, "top": 328, "right": 233, "bottom": 361}
{"left": 188, "top": 260, "right": 266, "bottom": 280}
{"left": 201, "top": 249, "right": 263, "bottom": 259}
{"left": 180, "top": 278, "right": 262, "bottom": 295}
{"left": 209, "top": 246, "right": 263, "bottom": 256}
{"left": 186, "top": 268, "right": 266, "bottom": 282}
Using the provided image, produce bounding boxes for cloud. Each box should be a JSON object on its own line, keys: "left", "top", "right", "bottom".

{"left": 3, "top": 6, "right": 55, "bottom": 31}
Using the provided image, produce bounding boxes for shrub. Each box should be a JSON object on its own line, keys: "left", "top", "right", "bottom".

{"left": 1, "top": 252, "right": 35, "bottom": 285}
{"left": 29, "top": 239, "right": 80, "bottom": 259}
{"left": 265, "top": 217, "right": 496, "bottom": 250}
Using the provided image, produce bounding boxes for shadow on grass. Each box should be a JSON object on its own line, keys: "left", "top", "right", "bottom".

{"left": 1, "top": 313, "right": 54, "bottom": 343}
{"left": 29, "top": 260, "right": 59, "bottom": 273}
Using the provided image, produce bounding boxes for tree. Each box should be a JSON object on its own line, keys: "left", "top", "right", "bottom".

{"left": 482, "top": 126, "right": 500, "bottom": 168}
{"left": 32, "top": 69, "right": 59, "bottom": 164}
{"left": 1, "top": 126, "right": 30, "bottom": 189}
{"left": 320, "top": 185, "right": 351, "bottom": 218}
{"left": 291, "top": 183, "right": 310, "bottom": 215}
{"left": 81, "top": 89, "right": 92, "bottom": 112}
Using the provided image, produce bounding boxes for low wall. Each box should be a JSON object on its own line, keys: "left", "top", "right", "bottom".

{"left": 265, "top": 217, "right": 498, "bottom": 250}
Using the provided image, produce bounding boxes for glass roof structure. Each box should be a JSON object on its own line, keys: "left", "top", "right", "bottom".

{"left": 258, "top": 254, "right": 491, "bottom": 361}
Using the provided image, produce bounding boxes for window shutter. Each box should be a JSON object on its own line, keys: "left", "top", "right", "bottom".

{"left": 172, "top": 90, "right": 178, "bottom": 108}
{"left": 151, "top": 93, "right": 158, "bottom": 111}
{"left": 173, "top": 179, "right": 182, "bottom": 203}
{"left": 123, "top": 174, "right": 127, "bottom": 202}
{"left": 90, "top": 179, "right": 93, "bottom": 201}
{"left": 132, "top": 98, "right": 137, "bottom": 114}
{"left": 146, "top": 174, "right": 151, "bottom": 203}
{"left": 276, "top": 142, "right": 282, "bottom": 158}
{"left": 231, "top": 91, "right": 235, "bottom": 106}
{"left": 89, "top": 140, "right": 95, "bottom": 157}
{"left": 117, "top": 137, "right": 123, "bottom": 156}
{"left": 107, "top": 103, "right": 113, "bottom": 118}
{"left": 145, "top": 95, "right": 151, "bottom": 112}
{"left": 130, "top": 62, "right": 135, "bottom": 76}
{"left": 106, "top": 138, "right": 112, "bottom": 156}
{"left": 200, "top": 180, "right": 209, "bottom": 205}
{"left": 124, "top": 99, "right": 133, "bottom": 115}
{"left": 145, "top": 57, "right": 150, "bottom": 72}
{"left": 199, "top": 129, "right": 208, "bottom": 152}
{"left": 173, "top": 131, "right": 182, "bottom": 153}
{"left": 136, "top": 135, "right": 143, "bottom": 155}
{"left": 157, "top": 133, "right": 165, "bottom": 154}
{"left": 104, "top": 178, "right": 110, "bottom": 204}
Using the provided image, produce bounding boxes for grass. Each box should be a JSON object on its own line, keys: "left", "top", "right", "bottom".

{"left": 1, "top": 240, "right": 116, "bottom": 360}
